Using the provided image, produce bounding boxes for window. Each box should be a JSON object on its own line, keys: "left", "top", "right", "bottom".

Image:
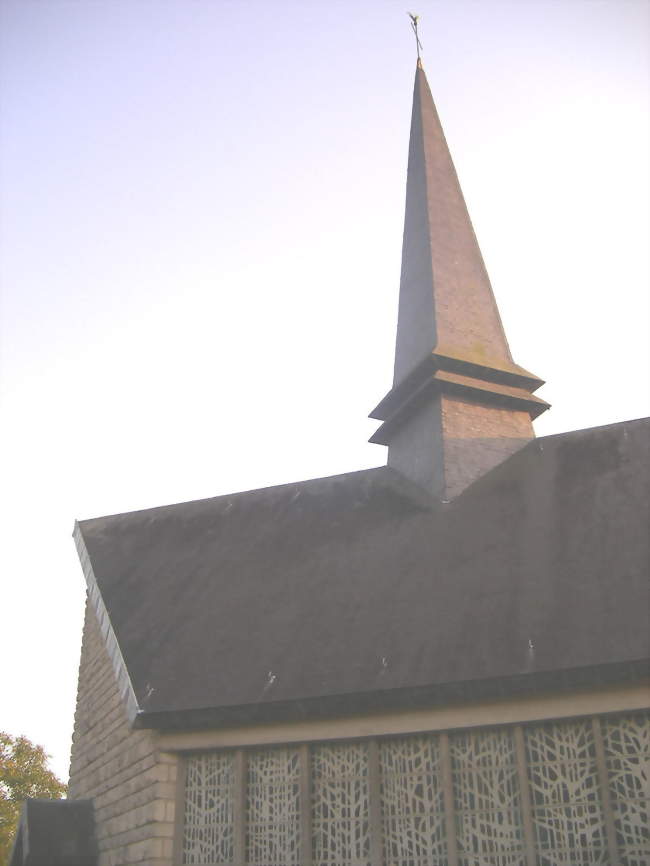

{"left": 181, "top": 711, "right": 650, "bottom": 865}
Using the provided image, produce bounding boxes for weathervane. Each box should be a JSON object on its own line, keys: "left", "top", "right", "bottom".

{"left": 408, "top": 12, "right": 423, "bottom": 62}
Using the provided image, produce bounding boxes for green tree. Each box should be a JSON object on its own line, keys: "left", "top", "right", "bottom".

{"left": 0, "top": 732, "right": 66, "bottom": 866}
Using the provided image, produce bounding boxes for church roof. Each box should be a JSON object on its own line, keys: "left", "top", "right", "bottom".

{"left": 76, "top": 417, "right": 650, "bottom": 730}
{"left": 73, "top": 57, "right": 648, "bottom": 731}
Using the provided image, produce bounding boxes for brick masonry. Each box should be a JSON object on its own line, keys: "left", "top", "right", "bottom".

{"left": 387, "top": 393, "right": 534, "bottom": 501}
{"left": 68, "top": 601, "right": 178, "bottom": 866}
{"left": 441, "top": 396, "right": 534, "bottom": 500}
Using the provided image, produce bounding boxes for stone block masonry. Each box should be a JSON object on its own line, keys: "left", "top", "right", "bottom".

{"left": 68, "top": 601, "right": 178, "bottom": 866}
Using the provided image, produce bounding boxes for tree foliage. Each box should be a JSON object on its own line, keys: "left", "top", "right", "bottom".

{"left": 0, "top": 732, "right": 66, "bottom": 866}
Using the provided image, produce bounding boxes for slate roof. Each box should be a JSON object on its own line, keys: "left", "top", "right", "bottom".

{"left": 76, "top": 417, "right": 650, "bottom": 730}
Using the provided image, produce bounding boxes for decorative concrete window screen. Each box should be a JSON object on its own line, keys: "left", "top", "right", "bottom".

{"left": 450, "top": 728, "right": 525, "bottom": 865}
{"left": 181, "top": 711, "right": 649, "bottom": 866}
{"left": 246, "top": 747, "right": 301, "bottom": 865}
{"left": 183, "top": 753, "right": 235, "bottom": 864}
{"left": 311, "top": 741, "right": 371, "bottom": 865}
{"left": 525, "top": 719, "right": 606, "bottom": 863}
{"left": 379, "top": 734, "right": 447, "bottom": 865}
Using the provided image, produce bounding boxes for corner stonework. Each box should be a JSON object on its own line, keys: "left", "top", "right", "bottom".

{"left": 68, "top": 601, "right": 179, "bottom": 866}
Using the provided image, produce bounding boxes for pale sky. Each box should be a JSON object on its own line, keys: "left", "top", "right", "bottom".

{"left": 1, "top": 0, "right": 648, "bottom": 783}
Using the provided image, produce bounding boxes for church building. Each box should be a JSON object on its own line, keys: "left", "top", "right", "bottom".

{"left": 19, "top": 56, "right": 648, "bottom": 866}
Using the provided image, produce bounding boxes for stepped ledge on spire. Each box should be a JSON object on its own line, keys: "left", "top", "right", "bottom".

{"left": 370, "top": 61, "right": 549, "bottom": 501}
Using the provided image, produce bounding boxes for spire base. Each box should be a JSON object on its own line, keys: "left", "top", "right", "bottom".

{"left": 370, "top": 352, "right": 549, "bottom": 499}
{"left": 384, "top": 394, "right": 535, "bottom": 501}
{"left": 371, "top": 351, "right": 548, "bottom": 433}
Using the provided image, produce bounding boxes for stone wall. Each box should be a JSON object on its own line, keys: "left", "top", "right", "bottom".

{"left": 68, "top": 600, "right": 178, "bottom": 866}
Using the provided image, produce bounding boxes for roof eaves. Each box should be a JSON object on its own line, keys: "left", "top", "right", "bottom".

{"left": 132, "top": 659, "right": 650, "bottom": 733}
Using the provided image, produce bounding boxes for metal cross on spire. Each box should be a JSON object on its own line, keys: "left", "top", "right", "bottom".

{"left": 408, "top": 13, "right": 423, "bottom": 62}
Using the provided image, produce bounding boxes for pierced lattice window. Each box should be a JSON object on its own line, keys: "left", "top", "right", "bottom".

{"left": 525, "top": 718, "right": 608, "bottom": 865}
{"left": 182, "top": 752, "right": 235, "bottom": 864}
{"left": 450, "top": 727, "right": 525, "bottom": 866}
{"left": 602, "top": 713, "right": 650, "bottom": 866}
{"left": 311, "top": 741, "right": 371, "bottom": 866}
{"left": 246, "top": 747, "right": 301, "bottom": 865}
{"left": 379, "top": 735, "right": 447, "bottom": 866}
{"left": 180, "top": 710, "right": 650, "bottom": 865}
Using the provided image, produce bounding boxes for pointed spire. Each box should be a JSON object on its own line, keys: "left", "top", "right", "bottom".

{"left": 370, "top": 63, "right": 549, "bottom": 500}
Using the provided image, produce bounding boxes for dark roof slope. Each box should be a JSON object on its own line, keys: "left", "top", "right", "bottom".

{"left": 77, "top": 418, "right": 650, "bottom": 728}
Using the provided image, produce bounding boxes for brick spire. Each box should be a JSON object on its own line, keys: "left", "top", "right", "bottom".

{"left": 370, "top": 61, "right": 549, "bottom": 500}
